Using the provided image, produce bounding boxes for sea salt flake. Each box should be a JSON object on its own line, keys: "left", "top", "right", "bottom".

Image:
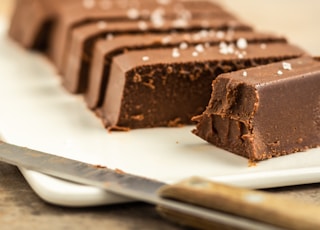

{"left": 179, "top": 42, "right": 188, "bottom": 50}
{"left": 237, "top": 53, "right": 244, "bottom": 59}
{"left": 151, "top": 8, "right": 165, "bottom": 28}
{"left": 227, "top": 44, "right": 234, "bottom": 54}
{"left": 142, "top": 56, "right": 150, "bottom": 61}
{"left": 195, "top": 44, "right": 205, "bottom": 53}
{"left": 199, "top": 30, "right": 209, "bottom": 38}
{"left": 192, "top": 51, "right": 199, "bottom": 57}
{"left": 216, "top": 31, "right": 225, "bottom": 39}
{"left": 242, "top": 71, "right": 248, "bottom": 77}
{"left": 236, "top": 38, "right": 248, "bottom": 49}
{"left": 151, "top": 8, "right": 165, "bottom": 27}
{"left": 97, "top": 21, "right": 107, "bottom": 29}
{"left": 127, "top": 8, "right": 140, "bottom": 19}
{"left": 161, "top": 35, "right": 172, "bottom": 44}
{"left": 277, "top": 70, "right": 283, "bottom": 75}
{"left": 172, "top": 48, "right": 180, "bottom": 58}
{"left": 282, "top": 62, "right": 292, "bottom": 70}
{"left": 138, "top": 21, "right": 148, "bottom": 31}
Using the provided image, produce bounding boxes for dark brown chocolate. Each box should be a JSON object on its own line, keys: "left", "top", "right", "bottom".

{"left": 49, "top": 0, "right": 233, "bottom": 71}
{"left": 84, "top": 31, "right": 287, "bottom": 109}
{"left": 192, "top": 57, "right": 320, "bottom": 160}
{"left": 9, "top": 0, "right": 55, "bottom": 49}
{"left": 8, "top": 0, "right": 83, "bottom": 50}
{"left": 9, "top": 0, "right": 226, "bottom": 51}
{"left": 99, "top": 43, "right": 305, "bottom": 130}
{"left": 62, "top": 18, "right": 252, "bottom": 93}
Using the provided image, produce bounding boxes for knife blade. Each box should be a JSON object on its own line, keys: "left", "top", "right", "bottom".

{"left": 0, "top": 141, "right": 319, "bottom": 230}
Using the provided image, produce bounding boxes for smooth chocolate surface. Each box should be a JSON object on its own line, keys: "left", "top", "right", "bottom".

{"left": 100, "top": 43, "right": 304, "bottom": 130}
{"left": 9, "top": 0, "right": 83, "bottom": 50}
{"left": 62, "top": 18, "right": 251, "bottom": 93}
{"left": 85, "top": 31, "right": 287, "bottom": 109}
{"left": 193, "top": 57, "right": 320, "bottom": 160}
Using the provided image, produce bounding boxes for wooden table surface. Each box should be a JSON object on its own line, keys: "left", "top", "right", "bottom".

{"left": 1, "top": 1, "right": 320, "bottom": 229}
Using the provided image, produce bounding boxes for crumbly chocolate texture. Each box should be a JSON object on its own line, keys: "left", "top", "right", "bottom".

{"left": 49, "top": 0, "right": 233, "bottom": 71}
{"left": 193, "top": 57, "right": 320, "bottom": 161}
{"left": 62, "top": 18, "right": 251, "bottom": 94}
{"left": 84, "top": 31, "right": 287, "bottom": 109}
{"left": 99, "top": 43, "right": 305, "bottom": 130}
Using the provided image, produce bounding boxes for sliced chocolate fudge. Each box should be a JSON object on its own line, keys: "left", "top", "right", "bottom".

{"left": 99, "top": 43, "right": 305, "bottom": 131}
{"left": 62, "top": 18, "right": 251, "bottom": 93}
{"left": 8, "top": 0, "right": 63, "bottom": 50}
{"left": 193, "top": 57, "right": 320, "bottom": 161}
{"left": 50, "top": 0, "right": 233, "bottom": 71}
{"left": 9, "top": 0, "right": 226, "bottom": 51}
{"left": 84, "top": 31, "right": 287, "bottom": 109}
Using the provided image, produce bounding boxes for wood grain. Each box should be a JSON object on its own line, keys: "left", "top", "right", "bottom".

{"left": 159, "top": 177, "right": 320, "bottom": 230}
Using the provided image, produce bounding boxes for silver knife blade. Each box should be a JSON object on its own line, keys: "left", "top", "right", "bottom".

{"left": 0, "top": 141, "right": 281, "bottom": 230}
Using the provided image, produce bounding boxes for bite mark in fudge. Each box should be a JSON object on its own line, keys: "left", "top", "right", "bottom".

{"left": 85, "top": 31, "right": 287, "bottom": 109}
{"left": 192, "top": 57, "right": 320, "bottom": 161}
{"left": 99, "top": 43, "right": 305, "bottom": 130}
{"left": 63, "top": 19, "right": 252, "bottom": 94}
{"left": 50, "top": 0, "right": 234, "bottom": 71}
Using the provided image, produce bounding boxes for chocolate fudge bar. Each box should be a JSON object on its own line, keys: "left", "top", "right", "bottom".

{"left": 84, "top": 31, "right": 287, "bottom": 109}
{"left": 9, "top": 0, "right": 60, "bottom": 50}
{"left": 62, "top": 18, "right": 251, "bottom": 93}
{"left": 192, "top": 57, "right": 320, "bottom": 161}
{"left": 9, "top": 0, "right": 226, "bottom": 51}
{"left": 9, "top": 0, "right": 85, "bottom": 50}
{"left": 99, "top": 43, "right": 304, "bottom": 130}
{"left": 49, "top": 0, "right": 233, "bottom": 71}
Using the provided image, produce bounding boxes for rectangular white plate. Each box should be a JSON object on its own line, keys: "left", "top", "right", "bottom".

{"left": 1, "top": 19, "right": 320, "bottom": 207}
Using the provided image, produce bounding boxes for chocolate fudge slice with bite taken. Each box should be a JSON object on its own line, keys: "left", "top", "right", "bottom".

{"left": 63, "top": 18, "right": 252, "bottom": 93}
{"left": 84, "top": 31, "right": 287, "bottom": 109}
{"left": 99, "top": 43, "right": 305, "bottom": 131}
{"left": 192, "top": 56, "right": 320, "bottom": 161}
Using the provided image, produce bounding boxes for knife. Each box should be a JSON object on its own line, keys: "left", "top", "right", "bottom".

{"left": 0, "top": 141, "right": 320, "bottom": 230}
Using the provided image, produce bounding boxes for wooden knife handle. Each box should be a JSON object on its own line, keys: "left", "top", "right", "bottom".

{"left": 157, "top": 177, "right": 320, "bottom": 230}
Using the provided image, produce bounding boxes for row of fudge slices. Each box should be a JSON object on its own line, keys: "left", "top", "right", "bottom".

{"left": 9, "top": 0, "right": 320, "bottom": 160}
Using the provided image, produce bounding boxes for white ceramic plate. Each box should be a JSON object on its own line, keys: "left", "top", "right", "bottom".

{"left": 1, "top": 19, "right": 320, "bottom": 207}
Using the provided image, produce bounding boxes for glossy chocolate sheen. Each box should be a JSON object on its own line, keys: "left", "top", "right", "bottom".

{"left": 99, "top": 43, "right": 305, "bottom": 130}
{"left": 84, "top": 31, "right": 287, "bottom": 109}
{"left": 49, "top": 0, "right": 232, "bottom": 70}
{"left": 62, "top": 18, "right": 251, "bottom": 93}
{"left": 193, "top": 57, "right": 320, "bottom": 161}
